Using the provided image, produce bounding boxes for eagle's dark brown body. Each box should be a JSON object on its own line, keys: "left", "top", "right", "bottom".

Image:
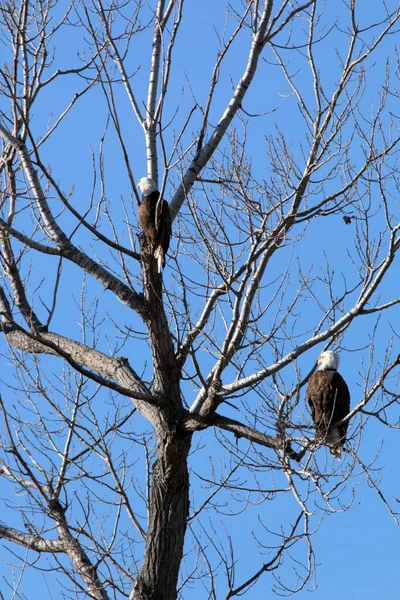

{"left": 307, "top": 369, "right": 350, "bottom": 457}
{"left": 138, "top": 189, "right": 171, "bottom": 272}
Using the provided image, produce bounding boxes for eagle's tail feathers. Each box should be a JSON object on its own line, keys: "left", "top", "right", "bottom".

{"left": 327, "top": 427, "right": 343, "bottom": 460}
{"left": 154, "top": 246, "right": 165, "bottom": 273}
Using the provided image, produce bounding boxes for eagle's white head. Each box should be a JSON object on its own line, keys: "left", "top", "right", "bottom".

{"left": 317, "top": 350, "right": 339, "bottom": 371}
{"left": 137, "top": 177, "right": 158, "bottom": 196}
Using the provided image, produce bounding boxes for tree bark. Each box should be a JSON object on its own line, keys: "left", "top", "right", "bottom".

{"left": 131, "top": 241, "right": 190, "bottom": 600}
{"left": 133, "top": 432, "right": 191, "bottom": 600}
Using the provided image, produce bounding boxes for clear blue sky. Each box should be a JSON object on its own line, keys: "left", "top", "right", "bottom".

{"left": 1, "top": 1, "right": 400, "bottom": 598}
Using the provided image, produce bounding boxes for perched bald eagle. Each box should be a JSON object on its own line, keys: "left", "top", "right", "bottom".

{"left": 307, "top": 351, "right": 350, "bottom": 459}
{"left": 137, "top": 177, "right": 172, "bottom": 272}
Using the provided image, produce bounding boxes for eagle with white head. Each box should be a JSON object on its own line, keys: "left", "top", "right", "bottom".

{"left": 137, "top": 177, "right": 172, "bottom": 273}
{"left": 307, "top": 350, "right": 350, "bottom": 459}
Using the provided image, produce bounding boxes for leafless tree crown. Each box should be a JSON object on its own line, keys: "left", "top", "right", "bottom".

{"left": 0, "top": 1, "right": 400, "bottom": 599}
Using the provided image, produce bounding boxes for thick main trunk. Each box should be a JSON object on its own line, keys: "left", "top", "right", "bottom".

{"left": 141, "top": 243, "right": 180, "bottom": 397}
{"left": 134, "top": 232, "right": 190, "bottom": 599}
{"left": 133, "top": 432, "right": 192, "bottom": 600}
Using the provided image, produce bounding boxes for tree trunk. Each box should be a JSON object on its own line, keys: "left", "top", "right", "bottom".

{"left": 132, "top": 233, "right": 191, "bottom": 599}
{"left": 133, "top": 432, "right": 192, "bottom": 600}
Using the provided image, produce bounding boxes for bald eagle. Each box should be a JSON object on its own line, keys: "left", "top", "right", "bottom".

{"left": 307, "top": 351, "right": 350, "bottom": 459}
{"left": 137, "top": 177, "right": 172, "bottom": 272}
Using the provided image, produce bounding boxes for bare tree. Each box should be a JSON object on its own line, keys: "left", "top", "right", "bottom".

{"left": 1, "top": 1, "right": 400, "bottom": 598}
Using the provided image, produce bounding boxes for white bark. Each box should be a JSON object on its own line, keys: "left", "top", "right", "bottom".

{"left": 169, "top": 1, "right": 314, "bottom": 218}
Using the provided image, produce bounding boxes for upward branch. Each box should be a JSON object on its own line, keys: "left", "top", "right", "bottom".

{"left": 145, "top": 0, "right": 166, "bottom": 183}
{"left": 170, "top": 0, "right": 314, "bottom": 217}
